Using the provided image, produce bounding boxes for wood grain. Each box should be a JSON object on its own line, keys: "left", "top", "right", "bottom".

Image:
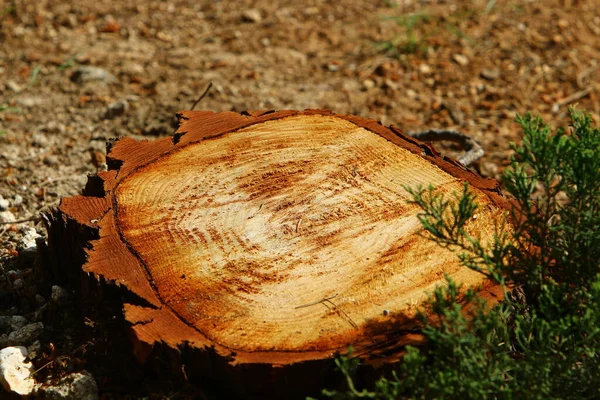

{"left": 46, "top": 110, "right": 512, "bottom": 398}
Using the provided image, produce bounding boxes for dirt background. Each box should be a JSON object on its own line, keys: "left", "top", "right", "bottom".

{"left": 0, "top": 0, "right": 599, "bottom": 398}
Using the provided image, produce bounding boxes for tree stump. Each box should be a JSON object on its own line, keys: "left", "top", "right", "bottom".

{"left": 45, "top": 110, "right": 511, "bottom": 399}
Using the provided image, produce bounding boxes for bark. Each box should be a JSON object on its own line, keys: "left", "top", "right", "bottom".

{"left": 45, "top": 110, "right": 511, "bottom": 399}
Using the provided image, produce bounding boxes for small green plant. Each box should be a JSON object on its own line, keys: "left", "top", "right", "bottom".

{"left": 377, "top": 13, "right": 430, "bottom": 56}
{"left": 319, "top": 108, "right": 600, "bottom": 399}
{"left": 0, "top": 105, "right": 22, "bottom": 113}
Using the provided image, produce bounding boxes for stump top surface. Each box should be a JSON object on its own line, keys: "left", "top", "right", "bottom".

{"left": 58, "top": 110, "right": 509, "bottom": 364}
{"left": 115, "top": 114, "right": 500, "bottom": 352}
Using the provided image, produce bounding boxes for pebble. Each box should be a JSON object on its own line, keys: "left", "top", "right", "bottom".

{"left": 18, "top": 226, "right": 41, "bottom": 251}
{"left": 51, "top": 285, "right": 68, "bottom": 305}
{"left": 10, "top": 316, "right": 28, "bottom": 332}
{"left": 362, "top": 79, "right": 375, "bottom": 89}
{"left": 27, "top": 340, "right": 41, "bottom": 357}
{"left": 7, "top": 322, "right": 44, "bottom": 346}
{"left": 0, "top": 211, "right": 16, "bottom": 224}
{"left": 14, "top": 97, "right": 44, "bottom": 108}
{"left": 241, "top": 9, "right": 262, "bottom": 23}
{"left": 35, "top": 294, "right": 46, "bottom": 305}
{"left": 41, "top": 371, "right": 99, "bottom": 400}
{"left": 70, "top": 66, "right": 117, "bottom": 84}
{"left": 453, "top": 53, "right": 469, "bottom": 66}
{"left": 0, "top": 196, "right": 9, "bottom": 211}
{"left": 12, "top": 195, "right": 23, "bottom": 207}
{"left": 406, "top": 89, "right": 418, "bottom": 99}
{"left": 5, "top": 80, "right": 22, "bottom": 93}
{"left": 12, "top": 279, "right": 24, "bottom": 291}
{"left": 383, "top": 79, "right": 398, "bottom": 91}
{"left": 44, "top": 154, "right": 60, "bottom": 166}
{"left": 0, "top": 346, "right": 35, "bottom": 396}
{"left": 419, "top": 63, "right": 432, "bottom": 75}
{"left": 102, "top": 100, "right": 129, "bottom": 120}
{"left": 480, "top": 68, "right": 500, "bottom": 80}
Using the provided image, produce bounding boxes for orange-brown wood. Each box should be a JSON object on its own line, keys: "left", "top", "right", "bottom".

{"left": 46, "top": 110, "right": 511, "bottom": 399}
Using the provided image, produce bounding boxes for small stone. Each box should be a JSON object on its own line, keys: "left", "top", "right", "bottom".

{"left": 70, "top": 66, "right": 117, "bottom": 84}
{"left": 44, "top": 155, "right": 60, "bottom": 166}
{"left": 51, "top": 285, "right": 68, "bottom": 305}
{"left": 10, "top": 316, "right": 28, "bottom": 331}
{"left": 14, "top": 97, "right": 44, "bottom": 108}
{"left": 383, "top": 79, "right": 398, "bottom": 91}
{"left": 453, "top": 53, "right": 469, "bottom": 66}
{"left": 33, "top": 304, "right": 48, "bottom": 322}
{"left": 41, "top": 371, "right": 99, "bottom": 400}
{"left": 557, "top": 19, "right": 569, "bottom": 29}
{"left": 7, "top": 322, "right": 44, "bottom": 346}
{"left": 12, "top": 195, "right": 23, "bottom": 207}
{"left": 419, "top": 63, "right": 432, "bottom": 75}
{"left": 0, "top": 346, "right": 35, "bottom": 395}
{"left": 35, "top": 294, "right": 46, "bottom": 305}
{"left": 260, "top": 37, "right": 271, "bottom": 47}
{"left": 362, "top": 79, "right": 375, "bottom": 89}
{"left": 19, "top": 226, "right": 41, "bottom": 251}
{"left": 241, "top": 9, "right": 262, "bottom": 23}
{"left": 0, "top": 197, "right": 8, "bottom": 211}
{"left": 102, "top": 100, "right": 129, "bottom": 120}
{"left": 406, "top": 89, "right": 418, "bottom": 99}
{"left": 480, "top": 161, "right": 499, "bottom": 178}
{"left": 0, "top": 211, "right": 16, "bottom": 224}
{"left": 326, "top": 62, "right": 340, "bottom": 72}
{"left": 27, "top": 340, "right": 41, "bottom": 358}
{"left": 31, "top": 133, "right": 50, "bottom": 147}
{"left": 480, "top": 68, "right": 500, "bottom": 80}
{"left": 6, "top": 80, "right": 22, "bottom": 93}
{"left": 12, "top": 279, "right": 24, "bottom": 290}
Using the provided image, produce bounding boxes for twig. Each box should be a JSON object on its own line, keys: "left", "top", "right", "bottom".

{"left": 551, "top": 87, "right": 593, "bottom": 113}
{"left": 323, "top": 299, "right": 359, "bottom": 329}
{"left": 171, "top": 82, "right": 214, "bottom": 137}
{"left": 190, "top": 82, "right": 213, "bottom": 111}
{"left": 294, "top": 293, "right": 338, "bottom": 309}
{"left": 0, "top": 216, "right": 41, "bottom": 225}
{"left": 39, "top": 176, "right": 80, "bottom": 186}
{"left": 28, "top": 358, "right": 56, "bottom": 377}
{"left": 406, "top": 129, "right": 484, "bottom": 166}
{"left": 295, "top": 295, "right": 359, "bottom": 328}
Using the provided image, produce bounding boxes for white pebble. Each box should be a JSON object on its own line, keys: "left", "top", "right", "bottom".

{"left": 241, "top": 9, "right": 262, "bottom": 23}
{"left": 0, "top": 196, "right": 9, "bottom": 211}
{"left": 0, "top": 211, "right": 15, "bottom": 224}
{"left": 0, "top": 346, "right": 36, "bottom": 395}
{"left": 453, "top": 53, "right": 469, "bottom": 66}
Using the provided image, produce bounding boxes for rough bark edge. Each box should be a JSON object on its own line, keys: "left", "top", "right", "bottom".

{"left": 49, "top": 109, "right": 513, "bottom": 370}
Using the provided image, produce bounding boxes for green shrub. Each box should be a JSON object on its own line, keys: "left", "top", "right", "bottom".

{"left": 318, "top": 109, "right": 600, "bottom": 399}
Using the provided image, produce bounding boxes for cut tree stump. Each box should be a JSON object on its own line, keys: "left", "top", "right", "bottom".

{"left": 45, "top": 110, "right": 512, "bottom": 399}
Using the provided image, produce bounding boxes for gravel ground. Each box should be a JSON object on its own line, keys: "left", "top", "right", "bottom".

{"left": 0, "top": 0, "right": 599, "bottom": 398}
